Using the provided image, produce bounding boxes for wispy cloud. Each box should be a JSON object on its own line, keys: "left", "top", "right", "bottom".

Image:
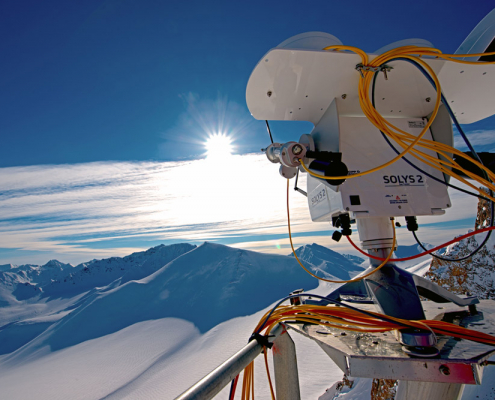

{"left": 0, "top": 155, "right": 482, "bottom": 265}
{"left": 0, "top": 155, "right": 308, "bottom": 264}
{"left": 454, "top": 129, "right": 495, "bottom": 150}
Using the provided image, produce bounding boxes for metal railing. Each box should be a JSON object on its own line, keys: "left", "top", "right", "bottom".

{"left": 175, "top": 324, "right": 285, "bottom": 400}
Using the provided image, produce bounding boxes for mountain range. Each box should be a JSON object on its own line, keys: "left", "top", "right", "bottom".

{"left": 0, "top": 241, "right": 368, "bottom": 399}
{"left": 0, "top": 242, "right": 366, "bottom": 355}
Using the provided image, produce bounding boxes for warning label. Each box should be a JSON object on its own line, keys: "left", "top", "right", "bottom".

{"left": 386, "top": 194, "right": 409, "bottom": 205}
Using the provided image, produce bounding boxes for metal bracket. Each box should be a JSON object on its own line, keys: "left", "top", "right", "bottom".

{"left": 294, "top": 169, "right": 307, "bottom": 197}
{"left": 287, "top": 300, "right": 495, "bottom": 385}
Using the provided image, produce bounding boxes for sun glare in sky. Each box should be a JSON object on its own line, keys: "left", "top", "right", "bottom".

{"left": 205, "top": 133, "right": 233, "bottom": 159}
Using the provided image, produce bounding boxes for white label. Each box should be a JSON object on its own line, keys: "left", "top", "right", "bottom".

{"left": 385, "top": 194, "right": 409, "bottom": 205}
{"left": 311, "top": 187, "right": 327, "bottom": 207}
{"left": 382, "top": 174, "right": 425, "bottom": 186}
{"left": 408, "top": 120, "right": 425, "bottom": 129}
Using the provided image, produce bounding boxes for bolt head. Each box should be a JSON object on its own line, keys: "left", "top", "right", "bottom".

{"left": 439, "top": 365, "right": 450, "bottom": 376}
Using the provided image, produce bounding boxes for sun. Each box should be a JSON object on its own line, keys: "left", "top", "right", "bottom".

{"left": 205, "top": 133, "right": 233, "bottom": 159}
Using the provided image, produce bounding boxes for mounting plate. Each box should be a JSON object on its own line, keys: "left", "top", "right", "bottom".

{"left": 287, "top": 300, "right": 495, "bottom": 384}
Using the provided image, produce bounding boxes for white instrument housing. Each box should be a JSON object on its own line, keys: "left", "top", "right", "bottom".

{"left": 246, "top": 30, "right": 495, "bottom": 223}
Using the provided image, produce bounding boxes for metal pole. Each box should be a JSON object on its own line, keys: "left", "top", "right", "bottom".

{"left": 175, "top": 324, "right": 284, "bottom": 400}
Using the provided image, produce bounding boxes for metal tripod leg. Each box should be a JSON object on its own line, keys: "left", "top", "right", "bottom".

{"left": 272, "top": 326, "right": 301, "bottom": 400}
{"left": 322, "top": 264, "right": 479, "bottom": 319}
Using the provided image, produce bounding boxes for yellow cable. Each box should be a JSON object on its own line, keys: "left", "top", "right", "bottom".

{"left": 287, "top": 179, "right": 396, "bottom": 284}
{"left": 240, "top": 43, "right": 495, "bottom": 399}
{"left": 298, "top": 45, "right": 495, "bottom": 203}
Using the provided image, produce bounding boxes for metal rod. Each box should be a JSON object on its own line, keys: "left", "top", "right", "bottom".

{"left": 175, "top": 324, "right": 284, "bottom": 400}
{"left": 265, "top": 120, "right": 274, "bottom": 144}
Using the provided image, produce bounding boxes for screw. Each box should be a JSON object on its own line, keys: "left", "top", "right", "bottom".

{"left": 426, "top": 97, "right": 431, "bottom": 102}
{"left": 439, "top": 365, "right": 450, "bottom": 376}
{"left": 292, "top": 144, "right": 303, "bottom": 155}
{"left": 267, "top": 91, "right": 272, "bottom": 97}
{"left": 341, "top": 94, "right": 347, "bottom": 99}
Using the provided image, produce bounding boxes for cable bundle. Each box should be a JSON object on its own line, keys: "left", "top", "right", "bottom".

{"left": 232, "top": 46, "right": 495, "bottom": 399}
{"left": 299, "top": 45, "right": 495, "bottom": 203}
{"left": 234, "top": 298, "right": 495, "bottom": 399}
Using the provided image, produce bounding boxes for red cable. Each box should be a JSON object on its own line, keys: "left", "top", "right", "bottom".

{"left": 346, "top": 226, "right": 495, "bottom": 262}
{"left": 229, "top": 374, "right": 239, "bottom": 400}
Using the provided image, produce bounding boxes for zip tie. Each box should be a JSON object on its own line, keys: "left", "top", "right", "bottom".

{"left": 249, "top": 332, "right": 275, "bottom": 348}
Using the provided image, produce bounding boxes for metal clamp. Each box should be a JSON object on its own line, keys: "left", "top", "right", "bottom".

{"left": 355, "top": 64, "right": 393, "bottom": 80}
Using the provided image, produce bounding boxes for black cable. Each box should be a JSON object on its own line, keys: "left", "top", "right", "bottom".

{"left": 394, "top": 57, "right": 494, "bottom": 261}
{"left": 371, "top": 57, "right": 493, "bottom": 261}
{"left": 265, "top": 120, "right": 274, "bottom": 144}
{"left": 371, "top": 70, "right": 490, "bottom": 202}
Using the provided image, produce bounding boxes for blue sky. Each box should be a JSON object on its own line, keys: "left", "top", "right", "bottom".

{"left": 2, "top": 0, "right": 494, "bottom": 166}
{"left": 1, "top": 1, "right": 494, "bottom": 265}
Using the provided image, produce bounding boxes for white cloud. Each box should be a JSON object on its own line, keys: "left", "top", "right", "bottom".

{"left": 0, "top": 155, "right": 309, "bottom": 264}
{"left": 454, "top": 129, "right": 495, "bottom": 149}
{"left": 0, "top": 155, "right": 484, "bottom": 265}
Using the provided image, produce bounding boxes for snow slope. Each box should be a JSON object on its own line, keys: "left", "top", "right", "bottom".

{"left": 3, "top": 239, "right": 489, "bottom": 400}
{"left": 0, "top": 242, "right": 351, "bottom": 399}
{"left": 291, "top": 243, "right": 365, "bottom": 280}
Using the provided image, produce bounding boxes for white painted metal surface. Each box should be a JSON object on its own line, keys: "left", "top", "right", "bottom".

{"left": 246, "top": 46, "right": 495, "bottom": 125}
{"left": 338, "top": 116, "right": 451, "bottom": 218}
{"left": 273, "top": 328, "right": 301, "bottom": 400}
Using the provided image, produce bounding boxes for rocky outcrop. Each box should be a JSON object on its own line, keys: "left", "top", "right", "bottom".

{"left": 426, "top": 189, "right": 495, "bottom": 299}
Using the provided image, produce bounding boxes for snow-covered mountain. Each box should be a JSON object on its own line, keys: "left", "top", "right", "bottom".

{"left": 1, "top": 241, "right": 361, "bottom": 399}
{"left": 0, "top": 243, "right": 196, "bottom": 305}
{"left": 291, "top": 243, "right": 365, "bottom": 280}
{"left": 1, "top": 241, "right": 361, "bottom": 355}
{"left": 3, "top": 233, "right": 490, "bottom": 400}
{"left": 394, "top": 242, "right": 435, "bottom": 259}
{"left": 0, "top": 259, "right": 73, "bottom": 302}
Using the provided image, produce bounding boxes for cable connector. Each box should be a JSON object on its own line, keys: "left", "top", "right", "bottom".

{"left": 305, "top": 151, "right": 348, "bottom": 186}
{"left": 248, "top": 332, "right": 274, "bottom": 348}
{"left": 405, "top": 216, "right": 418, "bottom": 232}
{"left": 333, "top": 213, "right": 352, "bottom": 237}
